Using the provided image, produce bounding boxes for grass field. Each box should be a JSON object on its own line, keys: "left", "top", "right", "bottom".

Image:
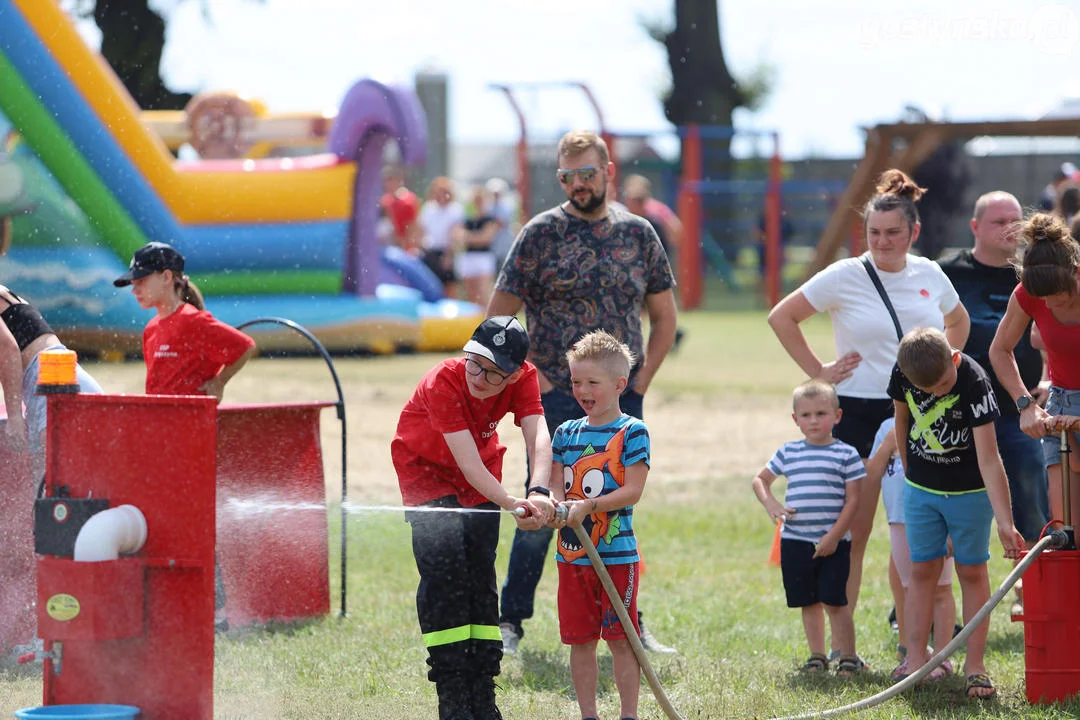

{"left": 1, "top": 311, "right": 1078, "bottom": 719}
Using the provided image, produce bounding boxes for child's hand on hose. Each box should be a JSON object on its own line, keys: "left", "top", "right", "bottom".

{"left": 564, "top": 499, "right": 597, "bottom": 528}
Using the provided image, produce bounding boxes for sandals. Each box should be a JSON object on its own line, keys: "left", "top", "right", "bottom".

{"left": 924, "top": 659, "right": 954, "bottom": 681}
{"left": 892, "top": 659, "right": 954, "bottom": 684}
{"left": 965, "top": 672, "right": 996, "bottom": 699}
{"left": 835, "top": 654, "right": 865, "bottom": 677}
{"left": 801, "top": 652, "right": 829, "bottom": 673}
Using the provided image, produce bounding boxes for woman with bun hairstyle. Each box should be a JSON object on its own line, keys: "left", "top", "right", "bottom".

{"left": 114, "top": 242, "right": 256, "bottom": 401}
{"left": 768, "top": 169, "right": 970, "bottom": 667}
{"left": 990, "top": 213, "right": 1080, "bottom": 525}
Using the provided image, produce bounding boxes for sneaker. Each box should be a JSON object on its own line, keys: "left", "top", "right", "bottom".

{"left": 638, "top": 616, "right": 678, "bottom": 654}
{"left": 499, "top": 623, "right": 520, "bottom": 655}
{"left": 888, "top": 605, "right": 898, "bottom": 632}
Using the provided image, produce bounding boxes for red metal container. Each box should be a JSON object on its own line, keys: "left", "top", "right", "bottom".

{"left": 36, "top": 557, "right": 144, "bottom": 641}
{"left": 1015, "top": 548, "right": 1080, "bottom": 704}
{"left": 216, "top": 402, "right": 332, "bottom": 626}
{"left": 39, "top": 393, "right": 218, "bottom": 719}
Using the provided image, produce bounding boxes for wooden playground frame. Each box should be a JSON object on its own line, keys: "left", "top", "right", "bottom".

{"left": 807, "top": 117, "right": 1080, "bottom": 280}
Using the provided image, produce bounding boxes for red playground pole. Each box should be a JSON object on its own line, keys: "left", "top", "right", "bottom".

{"left": 764, "top": 132, "right": 782, "bottom": 308}
{"left": 677, "top": 124, "right": 703, "bottom": 310}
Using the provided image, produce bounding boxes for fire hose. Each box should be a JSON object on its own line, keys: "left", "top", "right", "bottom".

{"left": 542, "top": 506, "right": 1071, "bottom": 720}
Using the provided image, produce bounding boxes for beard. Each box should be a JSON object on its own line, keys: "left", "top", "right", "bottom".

{"left": 568, "top": 186, "right": 606, "bottom": 214}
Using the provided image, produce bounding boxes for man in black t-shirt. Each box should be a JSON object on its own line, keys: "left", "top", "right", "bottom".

{"left": 938, "top": 192, "right": 1049, "bottom": 564}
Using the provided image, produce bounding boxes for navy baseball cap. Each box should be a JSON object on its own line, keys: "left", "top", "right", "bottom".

{"left": 114, "top": 242, "right": 186, "bottom": 287}
{"left": 463, "top": 316, "right": 529, "bottom": 373}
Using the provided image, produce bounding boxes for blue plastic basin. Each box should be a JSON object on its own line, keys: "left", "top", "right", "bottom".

{"left": 14, "top": 706, "right": 140, "bottom": 719}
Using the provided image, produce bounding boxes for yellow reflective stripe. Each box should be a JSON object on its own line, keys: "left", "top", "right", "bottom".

{"left": 423, "top": 625, "right": 471, "bottom": 648}
{"left": 905, "top": 479, "right": 987, "bottom": 497}
{"left": 471, "top": 624, "right": 501, "bottom": 642}
{"left": 423, "top": 624, "right": 502, "bottom": 647}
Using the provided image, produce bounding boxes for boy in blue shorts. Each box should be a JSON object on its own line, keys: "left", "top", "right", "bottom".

{"left": 753, "top": 379, "right": 865, "bottom": 676}
{"left": 888, "top": 327, "right": 1024, "bottom": 698}
{"left": 550, "top": 330, "right": 649, "bottom": 720}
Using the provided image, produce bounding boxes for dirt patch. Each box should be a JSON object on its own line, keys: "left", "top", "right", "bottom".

{"left": 338, "top": 387, "right": 794, "bottom": 504}
{"left": 81, "top": 357, "right": 796, "bottom": 506}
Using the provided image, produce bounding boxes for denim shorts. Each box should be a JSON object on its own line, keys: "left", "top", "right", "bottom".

{"left": 1042, "top": 387, "right": 1080, "bottom": 468}
{"left": 903, "top": 482, "right": 993, "bottom": 566}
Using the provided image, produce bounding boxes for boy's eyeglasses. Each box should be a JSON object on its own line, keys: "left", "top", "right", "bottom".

{"left": 556, "top": 166, "right": 601, "bottom": 185}
{"left": 465, "top": 357, "right": 510, "bottom": 386}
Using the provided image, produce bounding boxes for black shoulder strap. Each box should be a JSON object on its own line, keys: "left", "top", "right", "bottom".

{"left": 861, "top": 256, "right": 903, "bottom": 342}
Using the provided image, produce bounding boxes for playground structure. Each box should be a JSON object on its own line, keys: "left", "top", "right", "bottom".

{"left": 0, "top": 0, "right": 481, "bottom": 356}
{"left": 808, "top": 117, "right": 1080, "bottom": 280}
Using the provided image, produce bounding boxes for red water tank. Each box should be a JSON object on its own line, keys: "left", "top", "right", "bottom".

{"left": 37, "top": 394, "right": 218, "bottom": 719}
{"left": 1014, "top": 548, "right": 1080, "bottom": 704}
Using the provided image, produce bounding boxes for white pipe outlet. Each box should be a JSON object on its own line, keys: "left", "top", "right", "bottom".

{"left": 73, "top": 505, "right": 148, "bottom": 562}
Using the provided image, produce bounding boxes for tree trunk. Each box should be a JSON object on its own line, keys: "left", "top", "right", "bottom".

{"left": 93, "top": 0, "right": 191, "bottom": 110}
{"left": 663, "top": 0, "right": 748, "bottom": 255}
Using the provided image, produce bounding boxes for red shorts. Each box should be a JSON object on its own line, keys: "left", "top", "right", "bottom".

{"left": 557, "top": 561, "right": 639, "bottom": 645}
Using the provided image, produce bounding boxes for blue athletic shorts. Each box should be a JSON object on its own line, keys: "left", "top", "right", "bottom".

{"left": 903, "top": 481, "right": 993, "bottom": 566}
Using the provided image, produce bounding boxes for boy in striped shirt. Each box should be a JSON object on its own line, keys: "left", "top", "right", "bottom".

{"left": 753, "top": 379, "right": 865, "bottom": 676}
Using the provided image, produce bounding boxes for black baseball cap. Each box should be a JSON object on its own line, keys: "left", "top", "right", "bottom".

{"left": 113, "top": 242, "right": 186, "bottom": 287}
{"left": 463, "top": 316, "right": 529, "bottom": 373}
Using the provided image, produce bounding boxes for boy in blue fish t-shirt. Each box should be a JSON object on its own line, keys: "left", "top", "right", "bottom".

{"left": 550, "top": 329, "right": 650, "bottom": 720}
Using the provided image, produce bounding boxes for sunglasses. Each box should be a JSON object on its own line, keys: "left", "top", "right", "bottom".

{"left": 556, "top": 166, "right": 602, "bottom": 185}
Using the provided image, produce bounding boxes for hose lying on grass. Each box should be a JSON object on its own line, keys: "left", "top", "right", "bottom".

{"left": 565, "top": 506, "right": 1065, "bottom": 720}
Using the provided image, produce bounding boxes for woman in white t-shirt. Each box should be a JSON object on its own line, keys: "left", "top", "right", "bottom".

{"left": 767, "top": 168, "right": 970, "bottom": 667}
{"left": 419, "top": 176, "right": 465, "bottom": 299}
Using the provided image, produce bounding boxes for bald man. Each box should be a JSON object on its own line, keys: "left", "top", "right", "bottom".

{"left": 938, "top": 192, "right": 1049, "bottom": 615}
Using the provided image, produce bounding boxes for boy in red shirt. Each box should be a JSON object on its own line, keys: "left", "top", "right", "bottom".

{"left": 392, "top": 316, "right": 555, "bottom": 720}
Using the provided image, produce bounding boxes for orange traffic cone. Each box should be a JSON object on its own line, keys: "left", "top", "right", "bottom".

{"left": 768, "top": 521, "right": 782, "bottom": 567}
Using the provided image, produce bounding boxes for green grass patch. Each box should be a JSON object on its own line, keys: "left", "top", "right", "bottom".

{"left": 2, "top": 310, "right": 1077, "bottom": 718}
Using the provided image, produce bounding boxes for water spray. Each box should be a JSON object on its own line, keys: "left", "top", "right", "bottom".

{"left": 237, "top": 317, "right": 350, "bottom": 617}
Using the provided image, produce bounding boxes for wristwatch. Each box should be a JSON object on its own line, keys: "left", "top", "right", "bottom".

{"left": 526, "top": 486, "right": 551, "bottom": 498}
{"left": 1016, "top": 395, "right": 1035, "bottom": 412}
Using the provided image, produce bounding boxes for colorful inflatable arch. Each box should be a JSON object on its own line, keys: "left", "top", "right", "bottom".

{"left": 0, "top": 0, "right": 479, "bottom": 354}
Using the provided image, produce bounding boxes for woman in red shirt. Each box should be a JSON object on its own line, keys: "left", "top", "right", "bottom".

{"left": 114, "top": 242, "right": 256, "bottom": 400}
{"left": 114, "top": 241, "right": 256, "bottom": 632}
{"left": 990, "top": 213, "right": 1080, "bottom": 526}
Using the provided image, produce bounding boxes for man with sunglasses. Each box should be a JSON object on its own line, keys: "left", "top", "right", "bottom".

{"left": 488, "top": 129, "right": 679, "bottom": 656}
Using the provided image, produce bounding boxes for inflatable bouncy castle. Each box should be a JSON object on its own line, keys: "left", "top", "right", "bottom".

{"left": 0, "top": 0, "right": 480, "bottom": 354}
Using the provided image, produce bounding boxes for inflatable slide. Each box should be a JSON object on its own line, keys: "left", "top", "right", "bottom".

{"left": 0, "top": 0, "right": 480, "bottom": 354}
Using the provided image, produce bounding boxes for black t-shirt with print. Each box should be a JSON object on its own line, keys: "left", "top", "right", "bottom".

{"left": 887, "top": 353, "right": 1000, "bottom": 493}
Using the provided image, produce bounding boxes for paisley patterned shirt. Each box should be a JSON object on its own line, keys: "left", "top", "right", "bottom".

{"left": 495, "top": 204, "right": 675, "bottom": 393}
